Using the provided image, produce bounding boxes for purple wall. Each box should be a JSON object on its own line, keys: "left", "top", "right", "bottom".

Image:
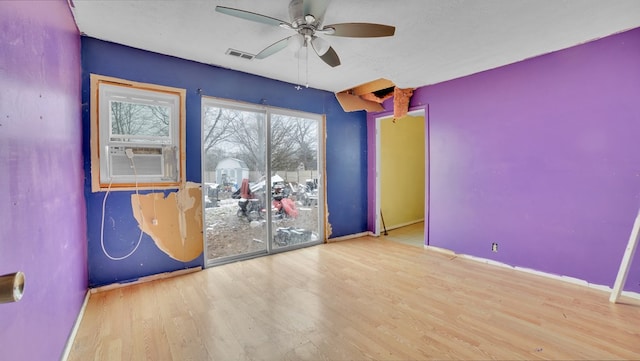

{"left": 370, "top": 27, "right": 640, "bottom": 293}
{"left": 0, "top": 1, "right": 87, "bottom": 360}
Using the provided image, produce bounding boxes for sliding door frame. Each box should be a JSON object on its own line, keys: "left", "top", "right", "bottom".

{"left": 201, "top": 97, "right": 325, "bottom": 267}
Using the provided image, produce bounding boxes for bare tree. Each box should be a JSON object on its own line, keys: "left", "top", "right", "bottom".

{"left": 289, "top": 117, "right": 318, "bottom": 170}
{"left": 270, "top": 115, "right": 300, "bottom": 170}
{"left": 203, "top": 106, "right": 235, "bottom": 153}
{"left": 110, "top": 101, "right": 170, "bottom": 139}
{"left": 201, "top": 106, "right": 319, "bottom": 175}
{"left": 227, "top": 111, "right": 267, "bottom": 172}
{"left": 147, "top": 105, "right": 170, "bottom": 135}
{"left": 204, "top": 148, "right": 226, "bottom": 172}
{"left": 111, "top": 101, "right": 145, "bottom": 136}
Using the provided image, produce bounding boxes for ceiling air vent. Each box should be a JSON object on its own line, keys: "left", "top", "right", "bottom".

{"left": 225, "top": 48, "right": 255, "bottom": 60}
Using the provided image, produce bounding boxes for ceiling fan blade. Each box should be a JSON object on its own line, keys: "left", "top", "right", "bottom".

{"left": 255, "top": 36, "right": 292, "bottom": 59}
{"left": 317, "top": 46, "right": 340, "bottom": 67}
{"left": 323, "top": 23, "right": 396, "bottom": 38}
{"left": 215, "top": 6, "right": 288, "bottom": 27}
{"left": 310, "top": 36, "right": 329, "bottom": 56}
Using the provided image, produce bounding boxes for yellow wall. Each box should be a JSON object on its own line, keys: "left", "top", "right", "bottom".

{"left": 380, "top": 115, "right": 425, "bottom": 229}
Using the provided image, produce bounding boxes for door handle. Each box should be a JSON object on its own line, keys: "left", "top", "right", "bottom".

{"left": 0, "top": 272, "right": 25, "bottom": 304}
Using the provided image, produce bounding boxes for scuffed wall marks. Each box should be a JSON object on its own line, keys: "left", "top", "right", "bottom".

{"left": 131, "top": 182, "right": 203, "bottom": 262}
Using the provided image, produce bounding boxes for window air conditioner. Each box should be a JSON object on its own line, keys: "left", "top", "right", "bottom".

{"left": 105, "top": 146, "right": 177, "bottom": 183}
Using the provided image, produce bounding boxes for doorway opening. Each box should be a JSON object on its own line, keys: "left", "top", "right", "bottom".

{"left": 201, "top": 97, "right": 324, "bottom": 266}
{"left": 375, "top": 108, "right": 427, "bottom": 247}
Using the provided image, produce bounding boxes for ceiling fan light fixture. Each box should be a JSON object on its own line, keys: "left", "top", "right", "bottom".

{"left": 287, "top": 33, "right": 305, "bottom": 52}
{"left": 304, "top": 14, "right": 316, "bottom": 24}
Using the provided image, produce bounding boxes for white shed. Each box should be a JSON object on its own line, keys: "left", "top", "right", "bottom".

{"left": 215, "top": 158, "right": 249, "bottom": 187}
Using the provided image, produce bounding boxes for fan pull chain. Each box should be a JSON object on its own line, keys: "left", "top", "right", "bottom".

{"left": 295, "top": 43, "right": 305, "bottom": 90}
{"left": 297, "top": 47, "right": 301, "bottom": 89}
{"left": 305, "top": 44, "right": 309, "bottom": 88}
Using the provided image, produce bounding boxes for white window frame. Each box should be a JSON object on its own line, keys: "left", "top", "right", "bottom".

{"left": 90, "top": 74, "right": 186, "bottom": 192}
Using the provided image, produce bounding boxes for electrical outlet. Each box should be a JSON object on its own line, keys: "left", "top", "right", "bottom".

{"left": 152, "top": 218, "right": 158, "bottom": 226}
{"left": 491, "top": 242, "right": 498, "bottom": 252}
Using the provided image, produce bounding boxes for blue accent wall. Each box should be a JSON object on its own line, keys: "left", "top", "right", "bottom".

{"left": 81, "top": 37, "right": 368, "bottom": 286}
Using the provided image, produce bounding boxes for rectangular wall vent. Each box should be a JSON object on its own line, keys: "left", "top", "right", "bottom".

{"left": 226, "top": 48, "right": 255, "bottom": 60}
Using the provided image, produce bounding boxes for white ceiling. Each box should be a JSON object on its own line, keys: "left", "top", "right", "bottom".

{"left": 69, "top": 0, "right": 640, "bottom": 93}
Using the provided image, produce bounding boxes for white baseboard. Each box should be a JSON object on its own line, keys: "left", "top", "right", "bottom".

{"left": 327, "top": 232, "right": 371, "bottom": 242}
{"left": 90, "top": 266, "right": 202, "bottom": 293}
{"left": 424, "top": 245, "right": 640, "bottom": 302}
{"left": 423, "top": 245, "right": 456, "bottom": 256}
{"left": 60, "top": 290, "right": 90, "bottom": 361}
{"left": 385, "top": 218, "right": 424, "bottom": 232}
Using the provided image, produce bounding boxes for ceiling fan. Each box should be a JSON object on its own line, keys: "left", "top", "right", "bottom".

{"left": 215, "top": 0, "right": 395, "bottom": 68}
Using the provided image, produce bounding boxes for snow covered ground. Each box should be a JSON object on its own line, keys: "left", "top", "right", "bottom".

{"left": 204, "top": 197, "right": 319, "bottom": 260}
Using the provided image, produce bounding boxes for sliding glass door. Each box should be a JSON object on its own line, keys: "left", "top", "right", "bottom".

{"left": 270, "top": 111, "right": 321, "bottom": 250}
{"left": 202, "top": 98, "right": 323, "bottom": 266}
{"left": 202, "top": 104, "right": 268, "bottom": 261}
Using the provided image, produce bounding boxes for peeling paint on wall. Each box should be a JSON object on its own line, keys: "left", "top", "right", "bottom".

{"left": 131, "top": 182, "right": 203, "bottom": 262}
{"left": 326, "top": 210, "right": 332, "bottom": 240}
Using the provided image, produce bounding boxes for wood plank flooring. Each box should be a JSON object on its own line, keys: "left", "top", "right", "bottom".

{"left": 384, "top": 221, "right": 425, "bottom": 248}
{"left": 68, "top": 237, "right": 640, "bottom": 360}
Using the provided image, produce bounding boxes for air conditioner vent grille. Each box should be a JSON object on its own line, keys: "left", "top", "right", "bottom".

{"left": 226, "top": 48, "right": 255, "bottom": 60}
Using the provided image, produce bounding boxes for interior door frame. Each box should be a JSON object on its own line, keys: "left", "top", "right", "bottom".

{"left": 375, "top": 107, "right": 428, "bottom": 242}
